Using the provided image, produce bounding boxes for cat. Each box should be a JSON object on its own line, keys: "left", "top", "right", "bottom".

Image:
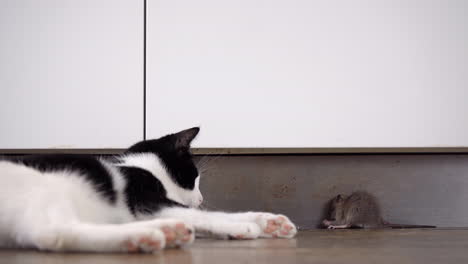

{"left": 0, "top": 127, "right": 297, "bottom": 253}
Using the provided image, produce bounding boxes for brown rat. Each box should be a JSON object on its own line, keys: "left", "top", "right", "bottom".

{"left": 322, "top": 191, "right": 436, "bottom": 229}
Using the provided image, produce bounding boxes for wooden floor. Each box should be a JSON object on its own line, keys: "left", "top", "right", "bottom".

{"left": 1, "top": 229, "right": 467, "bottom": 264}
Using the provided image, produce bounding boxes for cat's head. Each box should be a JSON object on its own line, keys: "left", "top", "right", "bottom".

{"left": 124, "top": 127, "right": 203, "bottom": 208}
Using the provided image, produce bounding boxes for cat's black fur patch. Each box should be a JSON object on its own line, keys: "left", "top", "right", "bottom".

{"left": 126, "top": 127, "right": 200, "bottom": 190}
{"left": 119, "top": 166, "right": 184, "bottom": 216}
{"left": 8, "top": 154, "right": 117, "bottom": 204}
{"left": 3, "top": 127, "right": 200, "bottom": 216}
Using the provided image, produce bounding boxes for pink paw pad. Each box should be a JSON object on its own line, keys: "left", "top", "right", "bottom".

{"left": 233, "top": 231, "right": 256, "bottom": 240}
{"left": 124, "top": 237, "right": 162, "bottom": 253}
{"left": 162, "top": 223, "right": 194, "bottom": 248}
{"left": 260, "top": 215, "right": 297, "bottom": 238}
{"left": 264, "top": 217, "right": 285, "bottom": 234}
{"left": 140, "top": 237, "right": 162, "bottom": 249}
{"left": 125, "top": 241, "right": 138, "bottom": 253}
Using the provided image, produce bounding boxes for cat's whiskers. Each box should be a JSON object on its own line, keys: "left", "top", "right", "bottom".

{"left": 199, "top": 201, "right": 224, "bottom": 211}
{"left": 195, "top": 150, "right": 228, "bottom": 175}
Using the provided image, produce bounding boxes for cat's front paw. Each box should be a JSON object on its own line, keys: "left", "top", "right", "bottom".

{"left": 160, "top": 221, "right": 195, "bottom": 248}
{"left": 255, "top": 213, "right": 297, "bottom": 238}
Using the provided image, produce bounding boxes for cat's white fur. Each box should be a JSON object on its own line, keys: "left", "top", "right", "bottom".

{"left": 0, "top": 153, "right": 297, "bottom": 253}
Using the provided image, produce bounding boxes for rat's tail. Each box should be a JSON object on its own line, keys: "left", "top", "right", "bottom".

{"left": 383, "top": 221, "right": 436, "bottom": 229}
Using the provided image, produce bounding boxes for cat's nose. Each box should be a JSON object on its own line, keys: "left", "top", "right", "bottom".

{"left": 197, "top": 194, "right": 204, "bottom": 205}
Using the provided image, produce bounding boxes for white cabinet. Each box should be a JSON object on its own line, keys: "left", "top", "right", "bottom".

{"left": 0, "top": 0, "right": 143, "bottom": 149}
{"left": 2, "top": 0, "right": 468, "bottom": 150}
{"left": 146, "top": 0, "right": 468, "bottom": 148}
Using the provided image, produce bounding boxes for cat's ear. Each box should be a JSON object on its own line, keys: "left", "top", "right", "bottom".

{"left": 174, "top": 127, "right": 200, "bottom": 149}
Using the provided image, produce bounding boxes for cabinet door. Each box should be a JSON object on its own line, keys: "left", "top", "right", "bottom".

{"left": 0, "top": 0, "right": 143, "bottom": 149}
{"left": 146, "top": 0, "right": 468, "bottom": 148}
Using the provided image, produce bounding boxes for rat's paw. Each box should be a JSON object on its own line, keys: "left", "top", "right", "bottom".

{"left": 123, "top": 229, "right": 165, "bottom": 253}
{"left": 255, "top": 213, "right": 297, "bottom": 238}
{"left": 160, "top": 221, "right": 195, "bottom": 248}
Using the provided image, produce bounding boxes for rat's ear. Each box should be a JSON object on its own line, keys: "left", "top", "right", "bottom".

{"left": 335, "top": 194, "right": 343, "bottom": 202}
{"left": 174, "top": 127, "right": 200, "bottom": 149}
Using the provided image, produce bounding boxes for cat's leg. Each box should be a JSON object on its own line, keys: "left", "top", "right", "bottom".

{"left": 157, "top": 207, "right": 297, "bottom": 239}
{"left": 214, "top": 211, "right": 297, "bottom": 238}
{"left": 22, "top": 219, "right": 194, "bottom": 253}
{"left": 159, "top": 208, "right": 262, "bottom": 239}
{"left": 24, "top": 222, "right": 165, "bottom": 253}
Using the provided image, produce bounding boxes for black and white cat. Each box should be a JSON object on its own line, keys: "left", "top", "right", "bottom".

{"left": 0, "top": 127, "right": 296, "bottom": 253}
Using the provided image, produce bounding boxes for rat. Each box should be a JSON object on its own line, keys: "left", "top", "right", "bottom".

{"left": 322, "top": 191, "right": 436, "bottom": 229}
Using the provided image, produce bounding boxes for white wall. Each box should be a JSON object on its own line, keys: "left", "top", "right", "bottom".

{"left": 0, "top": 0, "right": 143, "bottom": 149}
{"left": 146, "top": 0, "right": 468, "bottom": 148}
